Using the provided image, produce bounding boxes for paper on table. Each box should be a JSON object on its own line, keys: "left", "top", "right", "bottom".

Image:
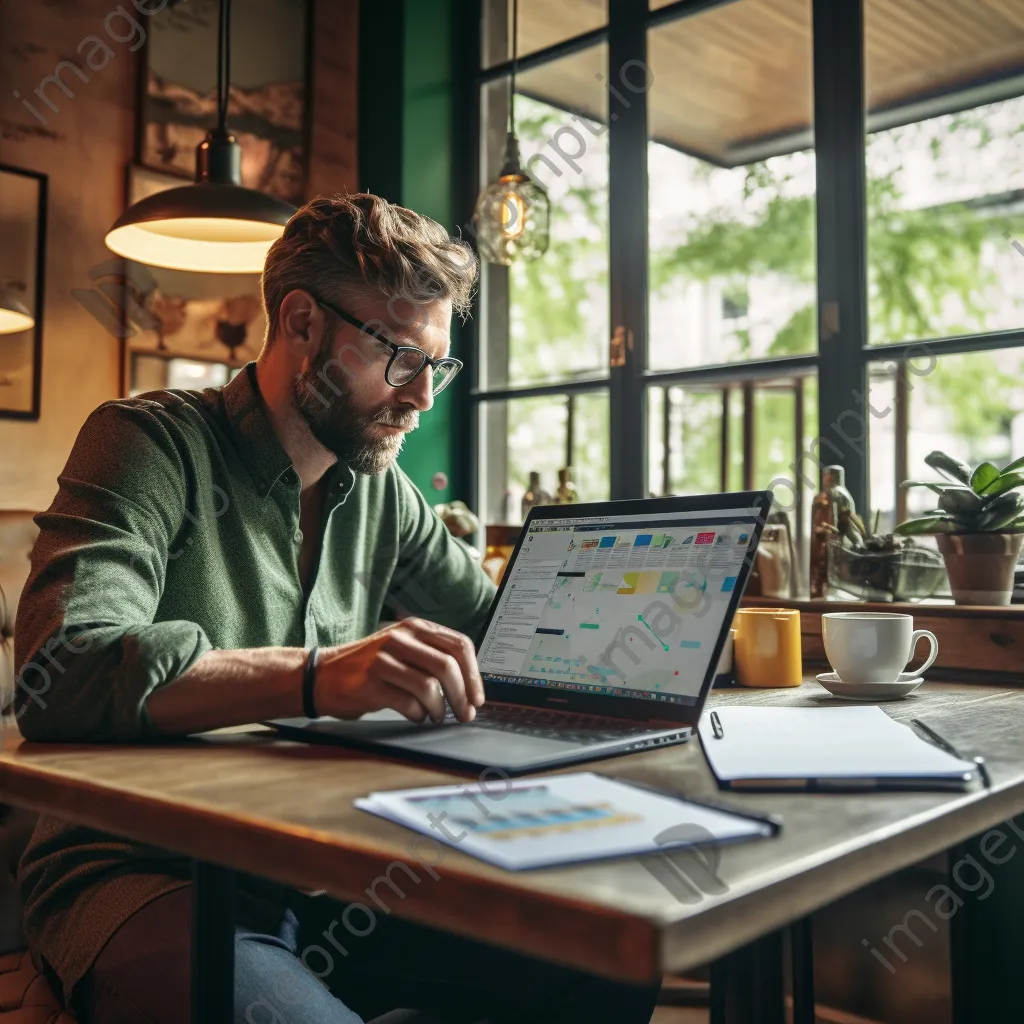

{"left": 356, "top": 772, "right": 775, "bottom": 871}
{"left": 699, "top": 706, "right": 978, "bottom": 786}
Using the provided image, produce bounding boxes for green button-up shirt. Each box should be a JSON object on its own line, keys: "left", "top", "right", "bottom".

{"left": 13, "top": 362, "right": 495, "bottom": 997}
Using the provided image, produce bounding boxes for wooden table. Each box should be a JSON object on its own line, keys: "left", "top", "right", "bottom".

{"left": 2, "top": 679, "right": 1023, "bottom": 1023}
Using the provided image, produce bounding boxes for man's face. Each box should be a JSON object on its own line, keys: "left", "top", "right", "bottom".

{"left": 293, "top": 294, "right": 453, "bottom": 474}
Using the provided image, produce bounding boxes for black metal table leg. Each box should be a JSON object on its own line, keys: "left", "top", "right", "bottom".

{"left": 192, "top": 860, "right": 235, "bottom": 1024}
{"left": 791, "top": 916, "right": 815, "bottom": 1024}
{"left": 949, "top": 829, "right": 1024, "bottom": 1024}
{"left": 710, "top": 929, "right": 786, "bottom": 1024}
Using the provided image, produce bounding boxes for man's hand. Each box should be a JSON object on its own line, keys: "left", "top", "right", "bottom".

{"left": 315, "top": 619, "right": 485, "bottom": 724}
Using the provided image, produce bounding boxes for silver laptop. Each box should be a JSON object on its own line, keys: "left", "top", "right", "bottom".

{"left": 271, "top": 491, "right": 772, "bottom": 774}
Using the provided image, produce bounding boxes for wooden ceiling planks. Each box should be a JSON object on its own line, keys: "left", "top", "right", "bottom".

{"left": 512, "top": 0, "right": 1024, "bottom": 165}
{"left": 489, "top": 0, "right": 607, "bottom": 67}
{"left": 865, "top": 0, "right": 1024, "bottom": 113}
{"left": 649, "top": 0, "right": 812, "bottom": 156}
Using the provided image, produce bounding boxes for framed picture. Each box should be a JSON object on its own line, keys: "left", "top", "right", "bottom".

{"left": 0, "top": 164, "right": 47, "bottom": 420}
{"left": 138, "top": 0, "right": 310, "bottom": 204}
{"left": 120, "top": 164, "right": 267, "bottom": 395}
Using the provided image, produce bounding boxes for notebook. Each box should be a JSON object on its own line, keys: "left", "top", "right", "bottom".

{"left": 699, "top": 706, "right": 980, "bottom": 791}
{"left": 356, "top": 772, "right": 779, "bottom": 870}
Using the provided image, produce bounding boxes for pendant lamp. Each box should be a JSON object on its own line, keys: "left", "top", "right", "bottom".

{"left": 0, "top": 285, "right": 33, "bottom": 335}
{"left": 472, "top": 0, "right": 550, "bottom": 266}
{"left": 105, "top": 0, "right": 295, "bottom": 273}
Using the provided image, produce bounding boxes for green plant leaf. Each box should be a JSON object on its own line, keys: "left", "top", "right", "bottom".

{"left": 937, "top": 487, "right": 985, "bottom": 515}
{"left": 986, "top": 490, "right": 1024, "bottom": 513}
{"left": 980, "top": 471, "right": 1024, "bottom": 499}
{"left": 894, "top": 515, "right": 958, "bottom": 536}
{"left": 977, "top": 508, "right": 1024, "bottom": 531}
{"left": 975, "top": 493, "right": 1024, "bottom": 531}
{"left": 1002, "top": 456, "right": 1024, "bottom": 475}
{"left": 970, "top": 461, "right": 1001, "bottom": 494}
{"left": 899, "top": 480, "right": 951, "bottom": 493}
{"left": 924, "top": 451, "right": 972, "bottom": 485}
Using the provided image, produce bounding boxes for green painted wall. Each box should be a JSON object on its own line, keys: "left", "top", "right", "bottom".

{"left": 396, "top": 0, "right": 460, "bottom": 505}
{"left": 359, "top": 0, "right": 467, "bottom": 506}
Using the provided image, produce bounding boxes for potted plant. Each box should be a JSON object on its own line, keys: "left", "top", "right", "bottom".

{"left": 896, "top": 451, "right": 1024, "bottom": 605}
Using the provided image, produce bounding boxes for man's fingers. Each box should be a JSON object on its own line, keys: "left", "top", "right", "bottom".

{"left": 383, "top": 626, "right": 475, "bottom": 723}
{"left": 367, "top": 675, "right": 429, "bottom": 723}
{"left": 400, "top": 619, "right": 485, "bottom": 711}
{"left": 371, "top": 650, "right": 447, "bottom": 723}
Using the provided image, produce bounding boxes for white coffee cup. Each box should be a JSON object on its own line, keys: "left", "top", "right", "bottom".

{"left": 821, "top": 612, "right": 938, "bottom": 684}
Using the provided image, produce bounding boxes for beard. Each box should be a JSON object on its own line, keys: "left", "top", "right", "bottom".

{"left": 293, "top": 347, "right": 419, "bottom": 475}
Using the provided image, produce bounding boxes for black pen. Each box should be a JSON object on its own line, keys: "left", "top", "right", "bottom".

{"left": 710, "top": 711, "right": 724, "bottom": 739}
{"left": 614, "top": 776, "right": 782, "bottom": 833}
{"left": 911, "top": 718, "right": 991, "bottom": 789}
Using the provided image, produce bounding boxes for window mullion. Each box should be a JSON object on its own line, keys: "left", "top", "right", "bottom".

{"left": 812, "top": 0, "right": 870, "bottom": 512}
{"left": 608, "top": 0, "right": 649, "bottom": 500}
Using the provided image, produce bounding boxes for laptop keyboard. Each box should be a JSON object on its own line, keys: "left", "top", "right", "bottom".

{"left": 445, "top": 703, "right": 659, "bottom": 745}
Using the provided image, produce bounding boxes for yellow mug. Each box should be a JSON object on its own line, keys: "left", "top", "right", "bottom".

{"left": 733, "top": 608, "right": 803, "bottom": 688}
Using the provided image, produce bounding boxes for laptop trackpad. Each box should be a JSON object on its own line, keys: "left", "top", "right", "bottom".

{"left": 385, "top": 722, "right": 580, "bottom": 760}
{"left": 294, "top": 711, "right": 580, "bottom": 761}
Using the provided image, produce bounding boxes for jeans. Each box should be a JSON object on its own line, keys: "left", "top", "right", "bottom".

{"left": 69, "top": 885, "right": 660, "bottom": 1023}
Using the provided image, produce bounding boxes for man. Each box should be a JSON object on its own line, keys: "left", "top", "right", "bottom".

{"left": 13, "top": 194, "right": 659, "bottom": 1023}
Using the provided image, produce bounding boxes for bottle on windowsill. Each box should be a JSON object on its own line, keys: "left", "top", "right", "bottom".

{"left": 810, "top": 466, "right": 839, "bottom": 598}
{"left": 554, "top": 466, "right": 578, "bottom": 504}
{"left": 810, "top": 464, "right": 860, "bottom": 599}
{"left": 521, "top": 471, "right": 550, "bottom": 521}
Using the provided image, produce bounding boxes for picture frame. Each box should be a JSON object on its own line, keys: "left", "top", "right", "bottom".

{"left": 119, "top": 163, "right": 267, "bottom": 396}
{"left": 137, "top": 0, "right": 311, "bottom": 205}
{"left": 0, "top": 164, "right": 47, "bottom": 421}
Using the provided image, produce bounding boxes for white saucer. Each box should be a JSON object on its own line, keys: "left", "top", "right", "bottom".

{"left": 815, "top": 671, "right": 924, "bottom": 701}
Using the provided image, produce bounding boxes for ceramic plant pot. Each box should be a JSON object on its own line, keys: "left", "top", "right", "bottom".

{"left": 936, "top": 532, "right": 1024, "bottom": 605}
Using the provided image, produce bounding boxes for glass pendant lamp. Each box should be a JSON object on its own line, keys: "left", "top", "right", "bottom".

{"left": 104, "top": 0, "right": 295, "bottom": 273}
{"left": 472, "top": 0, "right": 550, "bottom": 266}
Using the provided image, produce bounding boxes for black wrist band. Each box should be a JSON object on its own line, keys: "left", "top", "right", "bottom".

{"left": 302, "top": 645, "right": 320, "bottom": 719}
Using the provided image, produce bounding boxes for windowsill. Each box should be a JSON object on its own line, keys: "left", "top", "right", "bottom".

{"left": 743, "top": 595, "right": 1024, "bottom": 618}
{"left": 741, "top": 596, "right": 1024, "bottom": 680}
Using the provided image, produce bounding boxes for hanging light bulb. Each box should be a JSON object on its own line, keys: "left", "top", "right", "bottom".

{"left": 497, "top": 188, "right": 526, "bottom": 240}
{"left": 105, "top": 0, "right": 295, "bottom": 273}
{"left": 473, "top": 0, "right": 550, "bottom": 266}
{"left": 0, "top": 284, "right": 33, "bottom": 335}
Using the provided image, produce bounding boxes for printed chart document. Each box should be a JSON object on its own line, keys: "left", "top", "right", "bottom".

{"left": 356, "top": 772, "right": 777, "bottom": 870}
{"left": 699, "top": 706, "right": 979, "bottom": 789}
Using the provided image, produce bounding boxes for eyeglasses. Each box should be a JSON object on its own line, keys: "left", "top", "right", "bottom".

{"left": 314, "top": 297, "right": 463, "bottom": 396}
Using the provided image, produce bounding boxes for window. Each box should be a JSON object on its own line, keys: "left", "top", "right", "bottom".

{"left": 479, "top": 50, "right": 609, "bottom": 390}
{"left": 478, "top": 391, "right": 609, "bottom": 523}
{"left": 647, "top": 1, "right": 817, "bottom": 370}
{"left": 468, "top": 0, "right": 1024, "bottom": 580}
{"left": 475, "top": 40, "right": 611, "bottom": 521}
{"left": 863, "top": 0, "right": 1024, "bottom": 536}
{"left": 866, "top": 95, "right": 1024, "bottom": 347}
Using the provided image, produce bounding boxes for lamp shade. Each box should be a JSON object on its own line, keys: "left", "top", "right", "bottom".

{"left": 0, "top": 286, "right": 34, "bottom": 335}
{"left": 105, "top": 181, "right": 294, "bottom": 274}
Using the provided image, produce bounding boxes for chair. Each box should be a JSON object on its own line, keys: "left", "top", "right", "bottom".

{"left": 0, "top": 510, "right": 79, "bottom": 1019}
{"left": 0, "top": 510, "right": 41, "bottom": 953}
{"left": 0, "top": 510, "right": 39, "bottom": 725}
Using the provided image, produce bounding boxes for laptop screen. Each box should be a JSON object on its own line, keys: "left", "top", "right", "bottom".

{"left": 477, "top": 504, "right": 764, "bottom": 707}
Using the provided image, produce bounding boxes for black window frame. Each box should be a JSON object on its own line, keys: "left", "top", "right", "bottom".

{"left": 458, "top": 0, "right": 1024, "bottom": 533}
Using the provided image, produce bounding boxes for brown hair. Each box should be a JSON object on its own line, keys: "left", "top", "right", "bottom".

{"left": 261, "top": 192, "right": 478, "bottom": 343}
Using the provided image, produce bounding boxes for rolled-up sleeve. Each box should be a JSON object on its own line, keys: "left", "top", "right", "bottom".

{"left": 13, "top": 402, "right": 213, "bottom": 742}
